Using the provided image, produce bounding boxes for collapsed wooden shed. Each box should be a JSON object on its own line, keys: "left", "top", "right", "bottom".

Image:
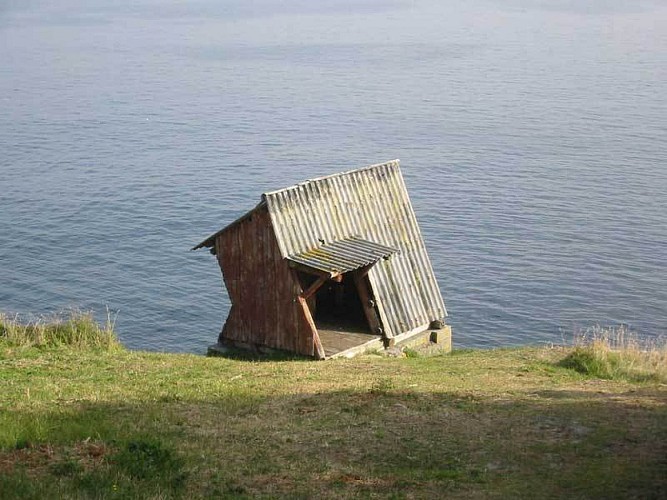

{"left": 194, "top": 160, "right": 451, "bottom": 359}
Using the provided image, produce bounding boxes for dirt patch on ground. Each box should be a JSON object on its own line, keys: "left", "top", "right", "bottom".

{"left": 0, "top": 440, "right": 114, "bottom": 477}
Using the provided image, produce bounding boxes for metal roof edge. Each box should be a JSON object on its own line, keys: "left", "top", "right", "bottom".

{"left": 191, "top": 200, "right": 267, "bottom": 251}
{"left": 261, "top": 159, "right": 400, "bottom": 198}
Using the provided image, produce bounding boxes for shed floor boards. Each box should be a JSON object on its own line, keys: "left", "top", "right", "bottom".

{"left": 316, "top": 322, "right": 380, "bottom": 357}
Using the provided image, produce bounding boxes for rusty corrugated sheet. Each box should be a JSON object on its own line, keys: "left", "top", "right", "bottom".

{"left": 263, "top": 160, "right": 447, "bottom": 338}
{"left": 288, "top": 236, "right": 396, "bottom": 274}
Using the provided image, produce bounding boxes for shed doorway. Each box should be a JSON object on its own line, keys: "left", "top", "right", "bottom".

{"left": 297, "top": 271, "right": 382, "bottom": 357}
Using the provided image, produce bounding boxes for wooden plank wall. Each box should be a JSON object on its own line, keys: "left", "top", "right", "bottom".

{"left": 215, "top": 206, "right": 319, "bottom": 357}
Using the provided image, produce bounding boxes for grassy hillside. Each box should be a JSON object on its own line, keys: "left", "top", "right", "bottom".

{"left": 0, "top": 314, "right": 665, "bottom": 499}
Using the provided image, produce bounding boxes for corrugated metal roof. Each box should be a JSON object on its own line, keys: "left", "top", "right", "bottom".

{"left": 263, "top": 159, "right": 447, "bottom": 338}
{"left": 288, "top": 236, "right": 397, "bottom": 274}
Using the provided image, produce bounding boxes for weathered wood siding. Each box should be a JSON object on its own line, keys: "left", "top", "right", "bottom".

{"left": 215, "top": 206, "right": 320, "bottom": 357}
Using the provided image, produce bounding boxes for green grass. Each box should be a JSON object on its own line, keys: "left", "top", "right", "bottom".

{"left": 0, "top": 310, "right": 121, "bottom": 351}
{"left": 0, "top": 320, "right": 665, "bottom": 498}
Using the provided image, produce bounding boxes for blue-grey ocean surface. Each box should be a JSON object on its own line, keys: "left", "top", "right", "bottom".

{"left": 1, "top": 0, "right": 666, "bottom": 353}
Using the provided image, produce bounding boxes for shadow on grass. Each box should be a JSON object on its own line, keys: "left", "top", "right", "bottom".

{"left": 207, "top": 343, "right": 312, "bottom": 362}
{"left": 1, "top": 387, "right": 665, "bottom": 499}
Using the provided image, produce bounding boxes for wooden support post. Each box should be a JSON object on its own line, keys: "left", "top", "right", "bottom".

{"left": 353, "top": 269, "right": 383, "bottom": 336}
{"left": 297, "top": 295, "right": 326, "bottom": 359}
{"left": 356, "top": 264, "right": 373, "bottom": 279}
{"left": 300, "top": 274, "right": 330, "bottom": 301}
{"left": 292, "top": 270, "right": 328, "bottom": 360}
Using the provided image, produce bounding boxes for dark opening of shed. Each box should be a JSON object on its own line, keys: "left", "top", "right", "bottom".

{"left": 193, "top": 160, "right": 451, "bottom": 359}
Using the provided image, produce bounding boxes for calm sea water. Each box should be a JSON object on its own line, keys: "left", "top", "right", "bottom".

{"left": 1, "top": 0, "right": 666, "bottom": 353}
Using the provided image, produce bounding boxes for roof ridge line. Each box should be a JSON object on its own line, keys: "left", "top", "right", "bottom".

{"left": 261, "top": 159, "right": 400, "bottom": 198}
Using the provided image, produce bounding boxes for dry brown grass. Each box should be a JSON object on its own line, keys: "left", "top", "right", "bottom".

{"left": 559, "top": 325, "right": 667, "bottom": 383}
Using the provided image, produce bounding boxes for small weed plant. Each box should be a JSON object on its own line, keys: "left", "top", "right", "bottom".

{"left": 558, "top": 325, "right": 667, "bottom": 382}
{"left": 370, "top": 377, "right": 395, "bottom": 395}
{"left": 113, "top": 439, "right": 186, "bottom": 485}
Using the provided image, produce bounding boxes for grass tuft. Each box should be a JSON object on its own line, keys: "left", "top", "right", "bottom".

{"left": 558, "top": 325, "right": 667, "bottom": 382}
{"left": 0, "top": 309, "right": 122, "bottom": 351}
